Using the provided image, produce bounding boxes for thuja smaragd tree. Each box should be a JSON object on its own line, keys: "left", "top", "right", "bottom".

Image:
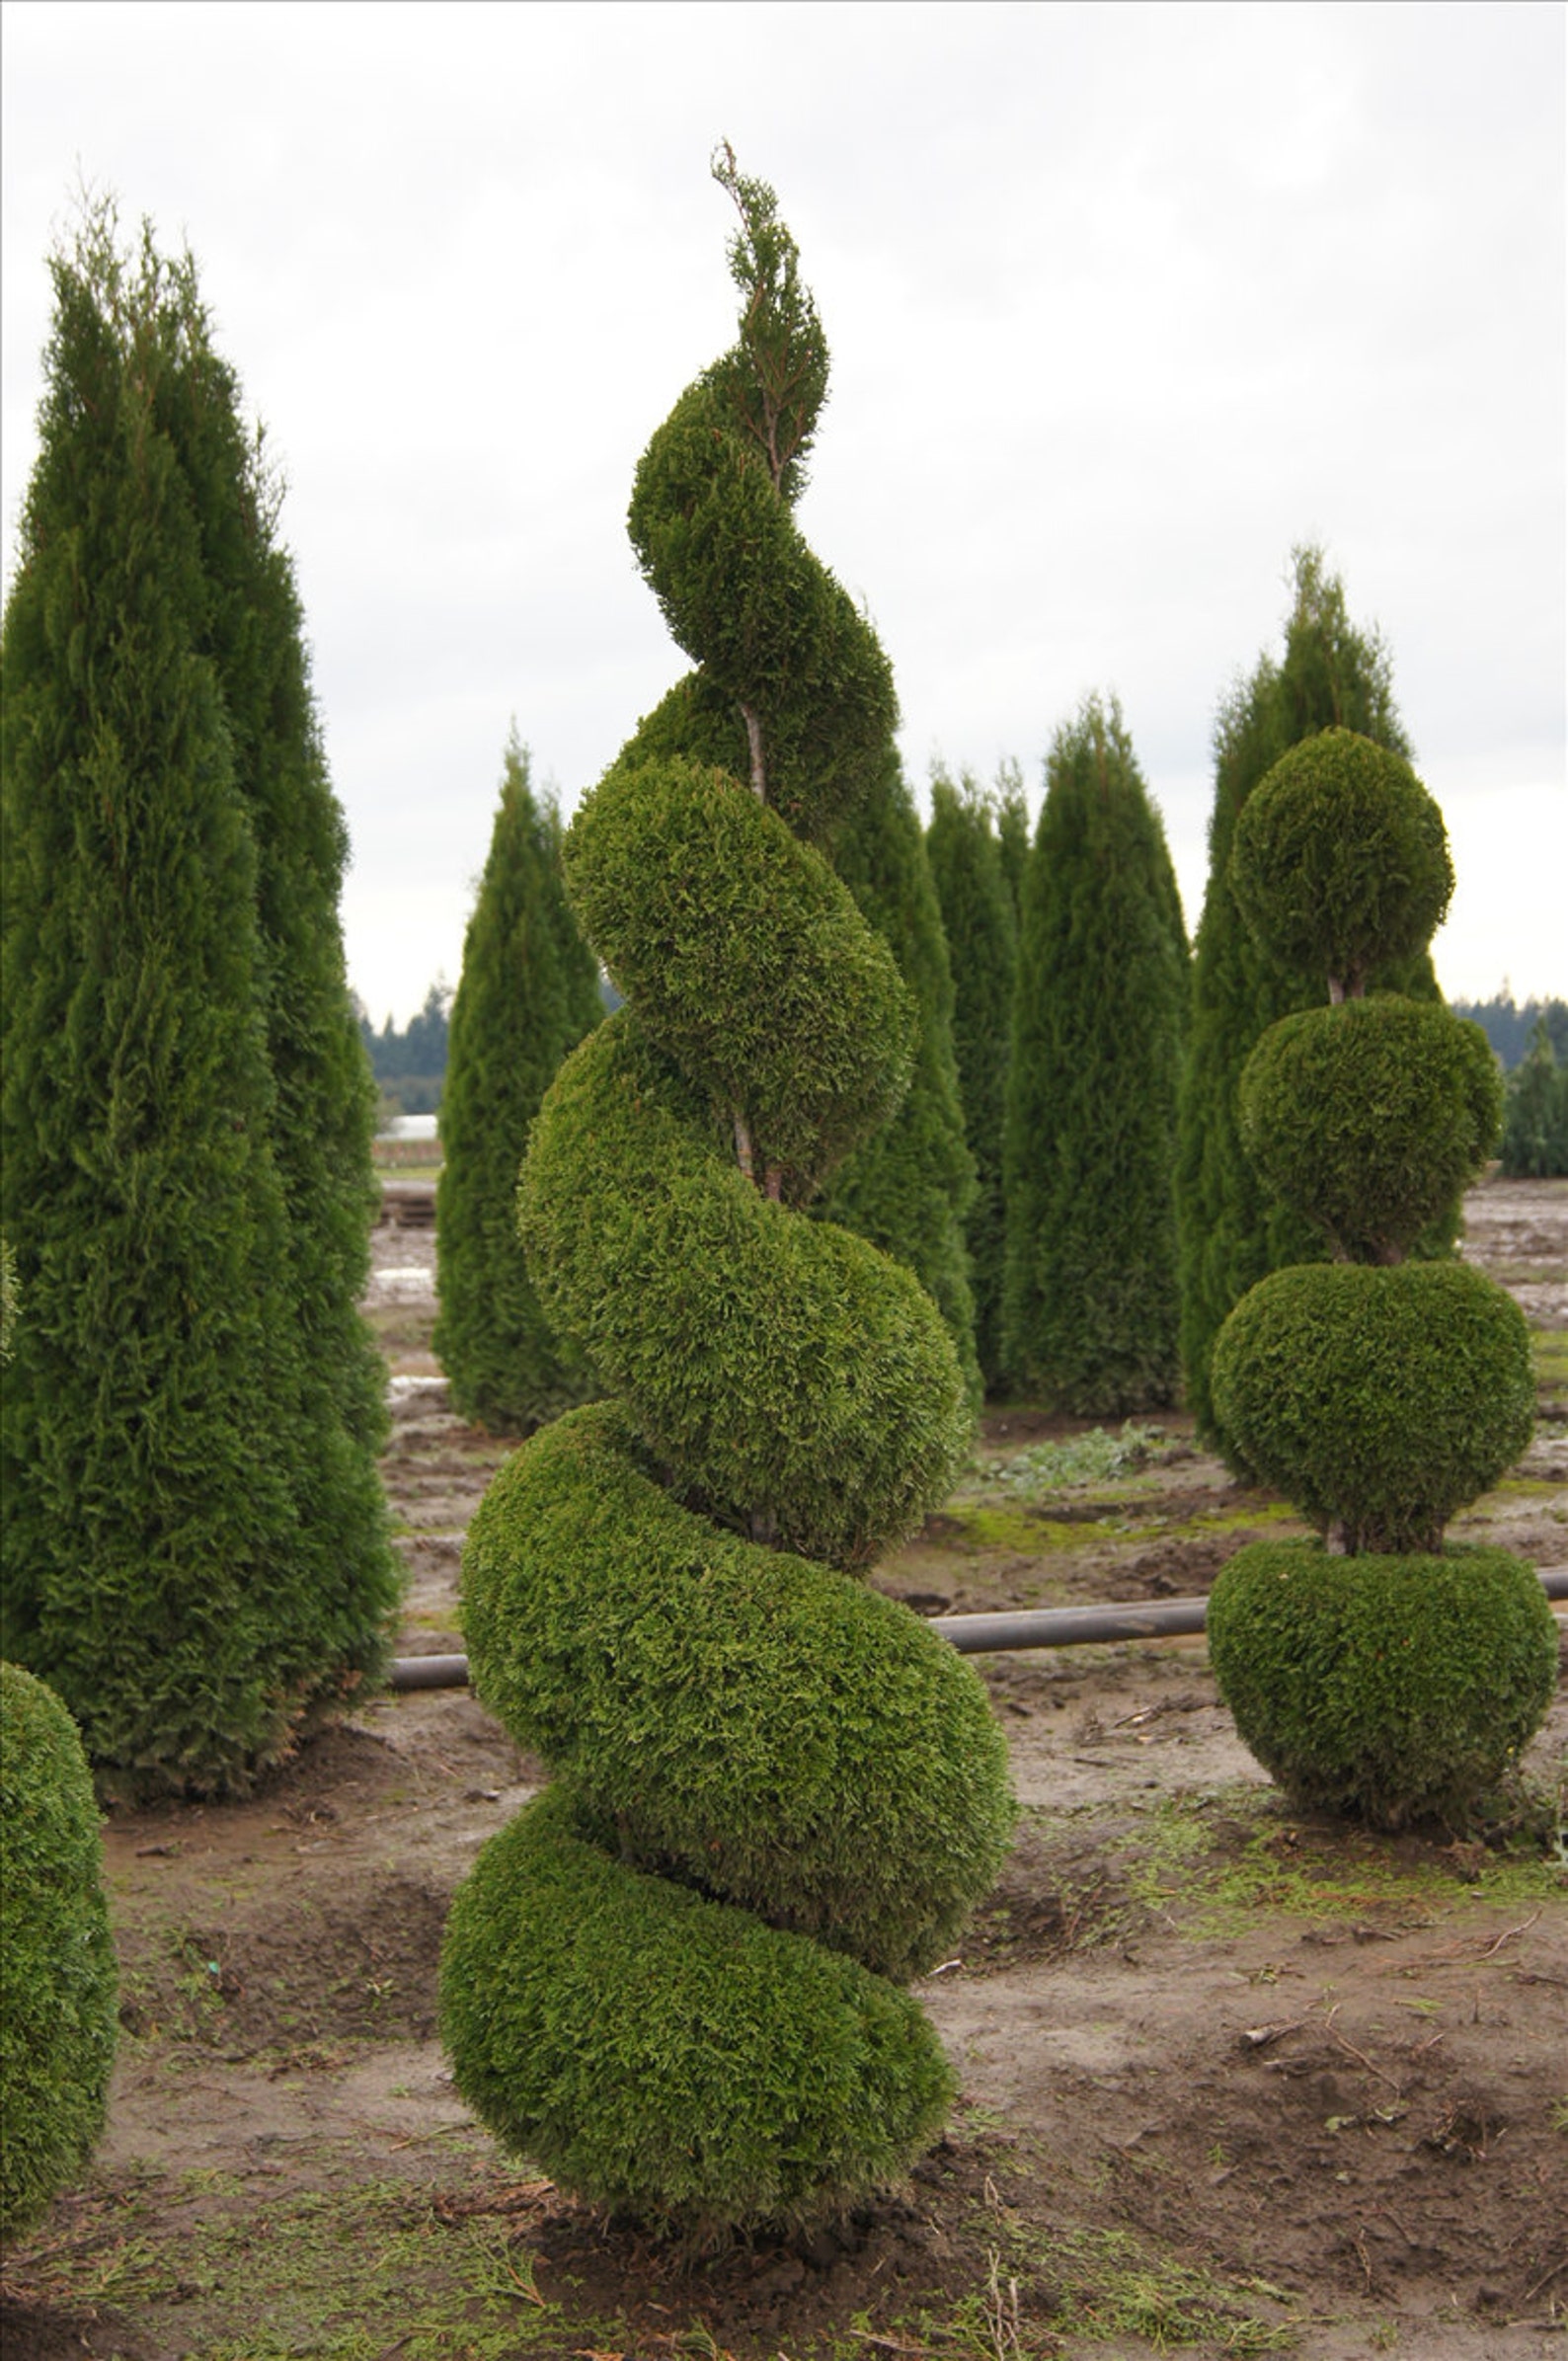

{"left": 1206, "top": 731, "right": 1555, "bottom": 1827}
{"left": 925, "top": 766, "right": 1017, "bottom": 1392}
{"left": 437, "top": 151, "right": 1012, "bottom": 2237}
{"left": 434, "top": 730, "right": 603, "bottom": 1430}
{"left": 1003, "top": 697, "right": 1188, "bottom": 1413}
{"left": 0, "top": 210, "right": 395, "bottom": 1795}
{"left": 1176, "top": 549, "right": 1441, "bottom": 1450}
{"left": 823, "top": 751, "right": 980, "bottom": 1402}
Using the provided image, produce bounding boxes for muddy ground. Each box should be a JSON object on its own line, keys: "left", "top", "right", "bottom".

{"left": 4, "top": 1176, "right": 1565, "bottom": 2361}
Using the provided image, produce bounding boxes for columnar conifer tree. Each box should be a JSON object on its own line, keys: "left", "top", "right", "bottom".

{"left": 155, "top": 255, "right": 396, "bottom": 1660}
{"left": 0, "top": 210, "right": 395, "bottom": 1795}
{"left": 438, "top": 153, "right": 1011, "bottom": 2237}
{"left": 1176, "top": 549, "right": 1434, "bottom": 1447}
{"left": 823, "top": 752, "right": 980, "bottom": 1402}
{"left": 925, "top": 765, "right": 1017, "bottom": 1391}
{"left": 993, "top": 757, "right": 1030, "bottom": 921}
{"left": 1002, "top": 696, "right": 1188, "bottom": 1412}
{"left": 434, "top": 731, "right": 603, "bottom": 1429}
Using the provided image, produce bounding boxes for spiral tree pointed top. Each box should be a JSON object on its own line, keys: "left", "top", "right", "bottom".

{"left": 438, "top": 157, "right": 1012, "bottom": 2237}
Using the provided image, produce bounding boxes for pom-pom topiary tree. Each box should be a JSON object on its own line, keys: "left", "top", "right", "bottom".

{"left": 1207, "top": 728, "right": 1556, "bottom": 1828}
{"left": 437, "top": 153, "right": 1013, "bottom": 2241}
{"left": 1, "top": 1663, "right": 118, "bottom": 2240}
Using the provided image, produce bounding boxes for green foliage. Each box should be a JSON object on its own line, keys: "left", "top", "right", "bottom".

{"left": 518, "top": 1018, "right": 969, "bottom": 1571}
{"left": 1208, "top": 1542, "right": 1559, "bottom": 1829}
{"left": 443, "top": 157, "right": 1010, "bottom": 2234}
{"left": 1450, "top": 991, "right": 1568, "bottom": 1070}
{"left": 1238, "top": 998, "right": 1500, "bottom": 1260}
{"left": 0, "top": 1235, "right": 15, "bottom": 1366}
{"left": 821, "top": 749, "right": 980, "bottom": 1402}
{"left": 440, "top": 1786, "right": 953, "bottom": 2241}
{"left": 461, "top": 1402, "right": 1011, "bottom": 1980}
{"left": 1500, "top": 1015, "right": 1568, "bottom": 1178}
{"left": 1, "top": 209, "right": 394, "bottom": 1796}
{"left": 992, "top": 757, "right": 1031, "bottom": 918}
{"left": 1211, "top": 1260, "right": 1533, "bottom": 1551}
{"left": 1230, "top": 729, "right": 1453, "bottom": 993}
{"left": 434, "top": 734, "right": 603, "bottom": 1431}
{"left": 1175, "top": 549, "right": 1432, "bottom": 1448}
{"left": 0, "top": 1664, "right": 118, "bottom": 2238}
{"left": 1002, "top": 696, "right": 1188, "bottom": 1414}
{"left": 565, "top": 751, "right": 912, "bottom": 1195}
{"left": 925, "top": 767, "right": 1018, "bottom": 1391}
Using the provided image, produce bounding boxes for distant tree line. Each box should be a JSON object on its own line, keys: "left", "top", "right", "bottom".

{"left": 357, "top": 982, "right": 452, "bottom": 1115}
{"left": 1448, "top": 994, "right": 1568, "bottom": 1071}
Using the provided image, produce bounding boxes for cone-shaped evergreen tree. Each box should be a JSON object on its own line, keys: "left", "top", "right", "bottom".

{"left": 152, "top": 251, "right": 397, "bottom": 1675}
{"left": 823, "top": 751, "right": 980, "bottom": 1404}
{"left": 993, "top": 757, "right": 1030, "bottom": 922}
{"left": 925, "top": 766, "right": 1017, "bottom": 1392}
{"left": 1002, "top": 695, "right": 1188, "bottom": 1413}
{"left": 434, "top": 732, "right": 604, "bottom": 1430}
{"left": 1176, "top": 549, "right": 1437, "bottom": 1447}
{"left": 0, "top": 209, "right": 394, "bottom": 1795}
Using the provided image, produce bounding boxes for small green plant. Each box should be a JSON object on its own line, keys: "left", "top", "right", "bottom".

{"left": 985, "top": 1422, "right": 1180, "bottom": 1496}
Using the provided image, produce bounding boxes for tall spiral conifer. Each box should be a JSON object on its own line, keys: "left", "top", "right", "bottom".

{"left": 438, "top": 153, "right": 1013, "bottom": 2238}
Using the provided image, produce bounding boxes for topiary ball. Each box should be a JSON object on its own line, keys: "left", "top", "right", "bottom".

{"left": 1237, "top": 997, "right": 1501, "bottom": 1261}
{"left": 1229, "top": 729, "right": 1453, "bottom": 992}
{"left": 1208, "top": 1540, "right": 1558, "bottom": 1829}
{"left": 1, "top": 1663, "right": 118, "bottom": 2241}
{"left": 1211, "top": 1260, "right": 1533, "bottom": 1550}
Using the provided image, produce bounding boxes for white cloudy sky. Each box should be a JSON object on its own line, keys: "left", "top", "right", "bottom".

{"left": 3, "top": 1, "right": 1563, "bottom": 1024}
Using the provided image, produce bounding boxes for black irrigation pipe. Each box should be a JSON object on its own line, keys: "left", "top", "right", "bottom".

{"left": 389, "top": 1566, "right": 1568, "bottom": 1691}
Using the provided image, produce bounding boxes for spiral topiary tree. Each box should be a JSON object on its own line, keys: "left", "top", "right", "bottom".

{"left": 437, "top": 153, "right": 1013, "bottom": 2240}
{"left": 1, "top": 1663, "right": 118, "bottom": 2240}
{"left": 1206, "top": 729, "right": 1557, "bottom": 1829}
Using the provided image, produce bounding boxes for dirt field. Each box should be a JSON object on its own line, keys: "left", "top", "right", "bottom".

{"left": 4, "top": 1178, "right": 1564, "bottom": 2361}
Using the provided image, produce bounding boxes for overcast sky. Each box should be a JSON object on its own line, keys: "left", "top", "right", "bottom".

{"left": 3, "top": 1, "right": 1563, "bottom": 1025}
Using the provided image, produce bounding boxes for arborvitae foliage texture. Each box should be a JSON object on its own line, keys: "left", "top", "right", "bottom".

{"left": 993, "top": 757, "right": 1031, "bottom": 921}
{"left": 822, "top": 751, "right": 980, "bottom": 1404}
{"left": 0, "top": 212, "right": 395, "bottom": 1797}
{"left": 925, "top": 766, "right": 1017, "bottom": 1392}
{"left": 155, "top": 251, "right": 396, "bottom": 1672}
{"left": 1002, "top": 697, "right": 1188, "bottom": 1413}
{"left": 0, "top": 1664, "right": 118, "bottom": 2238}
{"left": 434, "top": 732, "right": 603, "bottom": 1430}
{"left": 438, "top": 153, "right": 1011, "bottom": 2238}
{"left": 1207, "top": 733, "right": 1551, "bottom": 1828}
{"left": 1175, "top": 549, "right": 1440, "bottom": 1448}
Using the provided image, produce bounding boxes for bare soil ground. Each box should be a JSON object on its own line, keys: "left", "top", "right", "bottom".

{"left": 4, "top": 1178, "right": 1565, "bottom": 2361}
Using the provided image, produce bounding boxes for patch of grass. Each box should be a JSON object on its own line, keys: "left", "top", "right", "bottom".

{"left": 16, "top": 2173, "right": 615, "bottom": 2361}
{"left": 939, "top": 2216, "right": 1300, "bottom": 2354}
{"left": 1021, "top": 1782, "right": 1567, "bottom": 1944}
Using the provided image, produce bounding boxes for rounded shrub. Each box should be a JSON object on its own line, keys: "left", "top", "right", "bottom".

{"left": 1229, "top": 728, "right": 1452, "bottom": 994}
{"left": 1211, "top": 1260, "right": 1533, "bottom": 1551}
{"left": 1207, "top": 1542, "right": 1559, "bottom": 1829}
{"left": 439, "top": 1786, "right": 953, "bottom": 2240}
{"left": 1237, "top": 997, "right": 1500, "bottom": 1261}
{"left": 439, "top": 155, "right": 1012, "bottom": 2237}
{"left": 1, "top": 1663, "right": 118, "bottom": 2240}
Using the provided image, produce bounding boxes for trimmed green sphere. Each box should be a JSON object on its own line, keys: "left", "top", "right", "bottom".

{"left": 1238, "top": 998, "right": 1500, "bottom": 1261}
{"left": 1211, "top": 1260, "right": 1533, "bottom": 1549}
{"left": 1229, "top": 729, "right": 1452, "bottom": 990}
{"left": 1208, "top": 1541, "right": 1558, "bottom": 1829}
{"left": 1, "top": 1664, "right": 118, "bottom": 2240}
